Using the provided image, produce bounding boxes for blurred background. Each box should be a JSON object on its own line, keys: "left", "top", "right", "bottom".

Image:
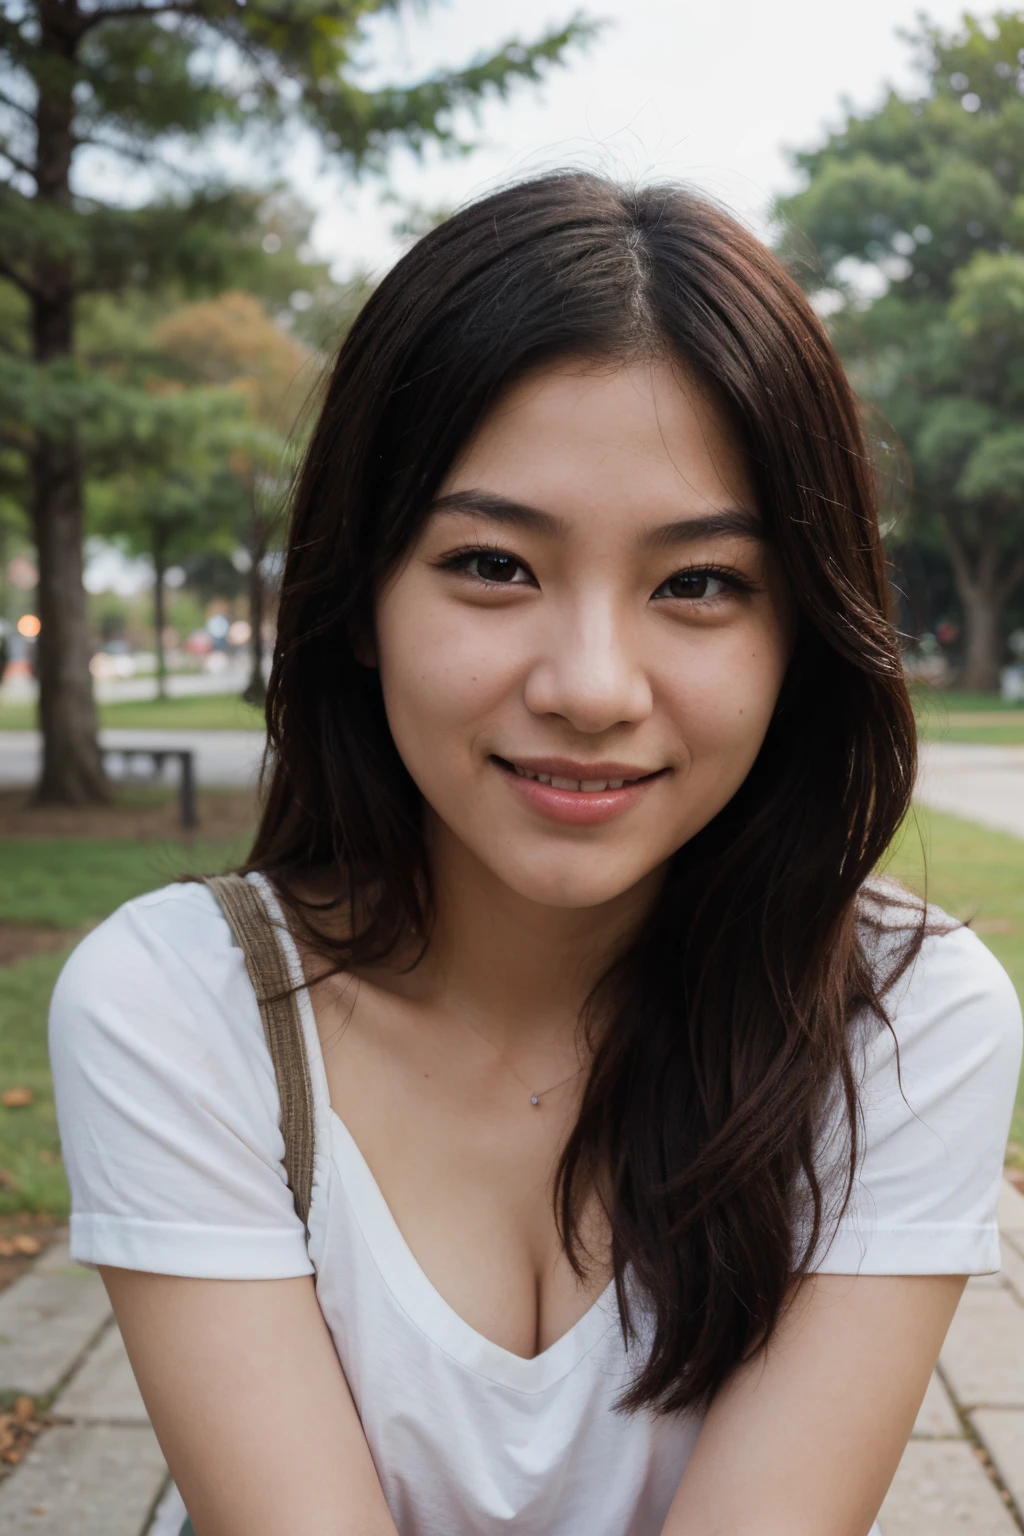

{"left": 0, "top": 0, "right": 1022, "bottom": 1254}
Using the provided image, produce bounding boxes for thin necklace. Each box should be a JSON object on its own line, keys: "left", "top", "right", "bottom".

{"left": 453, "top": 1007, "right": 587, "bottom": 1108}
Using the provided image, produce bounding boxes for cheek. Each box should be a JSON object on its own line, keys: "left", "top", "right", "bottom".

{"left": 660, "top": 616, "right": 789, "bottom": 756}
{"left": 375, "top": 592, "right": 522, "bottom": 777}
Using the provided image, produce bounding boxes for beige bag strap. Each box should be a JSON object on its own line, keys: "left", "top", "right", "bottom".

{"left": 203, "top": 873, "right": 315, "bottom": 1231}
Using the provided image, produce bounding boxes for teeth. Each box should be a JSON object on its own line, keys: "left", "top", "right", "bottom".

{"left": 509, "top": 764, "right": 637, "bottom": 792}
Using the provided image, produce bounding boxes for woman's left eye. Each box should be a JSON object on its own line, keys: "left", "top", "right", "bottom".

{"left": 653, "top": 570, "right": 731, "bottom": 601}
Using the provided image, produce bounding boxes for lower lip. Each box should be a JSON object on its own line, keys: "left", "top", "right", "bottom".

{"left": 495, "top": 761, "right": 661, "bottom": 826}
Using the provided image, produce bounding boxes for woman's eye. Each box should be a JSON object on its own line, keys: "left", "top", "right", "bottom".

{"left": 655, "top": 570, "right": 730, "bottom": 601}
{"left": 466, "top": 552, "right": 529, "bottom": 584}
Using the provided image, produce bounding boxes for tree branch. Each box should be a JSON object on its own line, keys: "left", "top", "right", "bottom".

{"left": 0, "top": 140, "right": 36, "bottom": 181}
{"left": 0, "top": 250, "right": 38, "bottom": 298}
{"left": 75, "top": 0, "right": 205, "bottom": 35}
{"left": 74, "top": 129, "right": 193, "bottom": 183}
{"left": 0, "top": 87, "right": 37, "bottom": 125}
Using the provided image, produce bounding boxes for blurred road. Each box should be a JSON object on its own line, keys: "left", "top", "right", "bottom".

{"left": 0, "top": 735, "right": 1021, "bottom": 838}
{"left": 0, "top": 728, "right": 266, "bottom": 790}
{"left": 916, "top": 741, "right": 1024, "bottom": 841}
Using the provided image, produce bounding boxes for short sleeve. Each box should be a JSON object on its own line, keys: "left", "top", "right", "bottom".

{"left": 815, "top": 921, "right": 1023, "bottom": 1276}
{"left": 49, "top": 882, "right": 313, "bottom": 1279}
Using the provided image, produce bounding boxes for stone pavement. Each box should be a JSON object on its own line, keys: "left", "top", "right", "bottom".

{"left": 0, "top": 1183, "right": 1022, "bottom": 1533}
{"left": 916, "top": 741, "right": 1024, "bottom": 841}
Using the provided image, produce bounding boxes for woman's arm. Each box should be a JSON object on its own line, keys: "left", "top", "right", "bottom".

{"left": 660, "top": 1272, "right": 965, "bottom": 1536}
{"left": 102, "top": 1267, "right": 398, "bottom": 1536}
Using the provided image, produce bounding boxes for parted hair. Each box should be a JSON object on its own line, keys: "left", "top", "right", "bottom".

{"left": 246, "top": 172, "right": 921, "bottom": 1413}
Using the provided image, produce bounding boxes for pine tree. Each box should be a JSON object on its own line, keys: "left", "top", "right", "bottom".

{"left": 0, "top": 0, "right": 594, "bottom": 801}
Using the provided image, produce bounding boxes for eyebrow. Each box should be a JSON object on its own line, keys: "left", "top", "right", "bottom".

{"left": 429, "top": 490, "right": 764, "bottom": 547}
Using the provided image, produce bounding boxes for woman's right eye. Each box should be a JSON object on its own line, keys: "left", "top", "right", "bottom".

{"left": 446, "top": 550, "right": 532, "bottom": 585}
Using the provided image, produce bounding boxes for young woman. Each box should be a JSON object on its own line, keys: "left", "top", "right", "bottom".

{"left": 51, "top": 173, "right": 1021, "bottom": 1536}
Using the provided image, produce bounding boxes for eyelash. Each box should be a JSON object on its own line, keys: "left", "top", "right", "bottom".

{"left": 433, "top": 545, "right": 757, "bottom": 602}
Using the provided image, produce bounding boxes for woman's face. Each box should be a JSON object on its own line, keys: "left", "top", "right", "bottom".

{"left": 374, "top": 357, "right": 794, "bottom": 910}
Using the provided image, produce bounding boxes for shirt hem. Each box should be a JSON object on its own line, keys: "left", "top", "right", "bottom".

{"left": 812, "top": 1221, "right": 1001, "bottom": 1276}
{"left": 69, "top": 1213, "right": 315, "bottom": 1279}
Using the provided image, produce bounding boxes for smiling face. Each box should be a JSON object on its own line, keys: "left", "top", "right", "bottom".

{"left": 373, "top": 357, "right": 795, "bottom": 911}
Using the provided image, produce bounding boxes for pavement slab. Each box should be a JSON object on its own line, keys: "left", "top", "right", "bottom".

{"left": 912, "top": 1372, "right": 963, "bottom": 1438}
{"left": 940, "top": 1287, "right": 1024, "bottom": 1409}
{"left": 0, "top": 1423, "right": 167, "bottom": 1536}
{"left": 877, "top": 1440, "right": 1020, "bottom": 1534}
{"left": 53, "top": 1322, "right": 150, "bottom": 1424}
{"left": 0, "top": 1270, "right": 113, "bottom": 1398}
{"left": 971, "top": 1410, "right": 1024, "bottom": 1525}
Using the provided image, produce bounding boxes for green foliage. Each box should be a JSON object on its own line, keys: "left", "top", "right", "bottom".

{"left": 779, "top": 10, "right": 1024, "bottom": 687}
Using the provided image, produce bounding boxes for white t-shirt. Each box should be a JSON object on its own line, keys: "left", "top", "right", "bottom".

{"left": 49, "top": 877, "right": 1022, "bottom": 1536}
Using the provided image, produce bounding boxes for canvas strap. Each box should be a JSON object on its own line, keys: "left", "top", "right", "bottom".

{"left": 202, "top": 873, "right": 315, "bottom": 1231}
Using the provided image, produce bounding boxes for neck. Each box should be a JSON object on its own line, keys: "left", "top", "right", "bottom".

{"left": 405, "top": 811, "right": 663, "bottom": 1052}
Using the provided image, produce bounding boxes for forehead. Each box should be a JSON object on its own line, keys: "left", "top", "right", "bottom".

{"left": 441, "top": 357, "right": 755, "bottom": 521}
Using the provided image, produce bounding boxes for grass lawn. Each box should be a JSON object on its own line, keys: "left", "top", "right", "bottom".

{"left": 911, "top": 687, "right": 1024, "bottom": 745}
{"left": 0, "top": 691, "right": 264, "bottom": 732}
{"left": 1, "top": 804, "right": 1021, "bottom": 1217}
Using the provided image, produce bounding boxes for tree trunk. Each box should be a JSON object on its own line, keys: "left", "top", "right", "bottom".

{"left": 242, "top": 499, "right": 267, "bottom": 709}
{"left": 960, "top": 591, "right": 1002, "bottom": 693}
{"left": 944, "top": 519, "right": 1023, "bottom": 694}
{"left": 31, "top": 0, "right": 107, "bottom": 803}
{"left": 152, "top": 529, "right": 168, "bottom": 702}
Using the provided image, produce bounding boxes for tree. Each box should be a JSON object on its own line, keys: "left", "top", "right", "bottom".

{"left": 155, "top": 289, "right": 313, "bottom": 704}
{"left": 0, "top": 2, "right": 595, "bottom": 802}
{"left": 88, "top": 381, "right": 246, "bottom": 697}
{"left": 778, "top": 10, "right": 1024, "bottom": 690}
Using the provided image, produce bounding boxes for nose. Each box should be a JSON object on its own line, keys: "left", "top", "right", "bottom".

{"left": 522, "top": 594, "right": 653, "bottom": 733}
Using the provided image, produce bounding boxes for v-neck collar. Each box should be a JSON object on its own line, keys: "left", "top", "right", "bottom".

{"left": 248, "top": 873, "right": 620, "bottom": 1394}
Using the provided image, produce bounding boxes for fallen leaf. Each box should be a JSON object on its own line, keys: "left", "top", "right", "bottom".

{"left": 2, "top": 1450, "right": 21, "bottom": 1464}
{"left": 1, "top": 1088, "right": 32, "bottom": 1109}
{"left": 0, "top": 1428, "right": 13, "bottom": 1455}
{"left": 11, "top": 1236, "right": 40, "bottom": 1257}
{"left": 0, "top": 1241, "right": 15, "bottom": 1258}
{"left": 13, "top": 1398, "right": 33, "bottom": 1425}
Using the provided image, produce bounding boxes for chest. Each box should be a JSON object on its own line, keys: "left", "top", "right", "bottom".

{"left": 309, "top": 973, "right": 610, "bottom": 1359}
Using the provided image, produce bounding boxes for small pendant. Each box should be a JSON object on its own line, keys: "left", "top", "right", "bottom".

{"left": 530, "top": 1094, "right": 540, "bottom": 1107}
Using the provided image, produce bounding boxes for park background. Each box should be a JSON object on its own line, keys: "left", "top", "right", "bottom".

{"left": 0, "top": 0, "right": 1022, "bottom": 1279}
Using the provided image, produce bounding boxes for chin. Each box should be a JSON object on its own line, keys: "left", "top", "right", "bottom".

{"left": 492, "top": 851, "right": 651, "bottom": 912}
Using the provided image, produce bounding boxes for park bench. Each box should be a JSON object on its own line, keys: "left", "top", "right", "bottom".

{"left": 100, "top": 745, "right": 198, "bottom": 829}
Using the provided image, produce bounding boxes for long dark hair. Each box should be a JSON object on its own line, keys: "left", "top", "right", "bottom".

{"left": 247, "top": 172, "right": 920, "bottom": 1414}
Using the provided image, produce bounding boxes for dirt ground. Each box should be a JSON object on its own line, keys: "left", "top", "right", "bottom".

{"left": 0, "top": 786, "right": 258, "bottom": 840}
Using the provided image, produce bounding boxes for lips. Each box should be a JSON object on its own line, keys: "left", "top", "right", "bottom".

{"left": 492, "top": 756, "right": 665, "bottom": 826}
{"left": 509, "top": 765, "right": 639, "bottom": 793}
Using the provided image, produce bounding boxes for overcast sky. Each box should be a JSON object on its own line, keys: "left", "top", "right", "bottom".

{"left": 284, "top": 0, "right": 976, "bottom": 281}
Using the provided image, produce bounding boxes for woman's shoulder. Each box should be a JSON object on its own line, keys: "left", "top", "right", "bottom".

{"left": 852, "top": 882, "right": 1021, "bottom": 1148}
{"left": 858, "top": 878, "right": 1021, "bottom": 1050}
{"left": 50, "top": 878, "right": 312, "bottom": 1280}
{"left": 50, "top": 878, "right": 261, "bottom": 1067}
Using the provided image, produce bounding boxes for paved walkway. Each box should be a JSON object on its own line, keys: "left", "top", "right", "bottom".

{"left": 0, "top": 1181, "right": 1022, "bottom": 1533}
{"left": 917, "top": 742, "right": 1024, "bottom": 842}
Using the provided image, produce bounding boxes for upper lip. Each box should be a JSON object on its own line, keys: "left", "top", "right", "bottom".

{"left": 494, "top": 755, "right": 664, "bottom": 782}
